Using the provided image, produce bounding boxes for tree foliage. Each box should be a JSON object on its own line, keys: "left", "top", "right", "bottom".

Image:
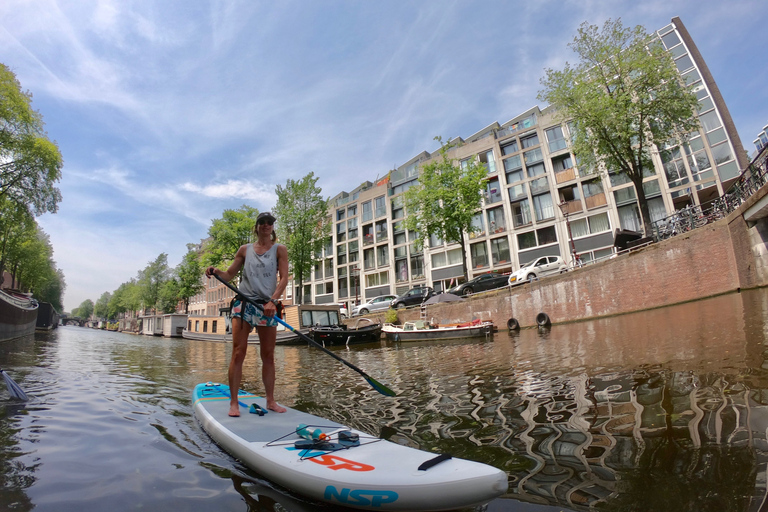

{"left": 0, "top": 63, "right": 63, "bottom": 215}
{"left": 202, "top": 205, "right": 260, "bottom": 272}
{"left": 273, "top": 172, "right": 329, "bottom": 304}
{"left": 538, "top": 18, "right": 699, "bottom": 236}
{"left": 94, "top": 291, "right": 112, "bottom": 320}
{"left": 73, "top": 299, "right": 94, "bottom": 320}
{"left": 403, "top": 137, "right": 487, "bottom": 279}
{"left": 175, "top": 246, "right": 204, "bottom": 313}
{"left": 137, "top": 253, "right": 170, "bottom": 313}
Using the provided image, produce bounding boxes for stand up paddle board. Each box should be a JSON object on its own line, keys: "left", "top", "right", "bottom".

{"left": 193, "top": 382, "right": 508, "bottom": 511}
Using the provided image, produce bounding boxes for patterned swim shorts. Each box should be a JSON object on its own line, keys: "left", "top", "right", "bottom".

{"left": 231, "top": 299, "right": 278, "bottom": 328}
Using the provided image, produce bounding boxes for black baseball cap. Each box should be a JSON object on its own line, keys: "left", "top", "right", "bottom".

{"left": 257, "top": 211, "right": 276, "bottom": 223}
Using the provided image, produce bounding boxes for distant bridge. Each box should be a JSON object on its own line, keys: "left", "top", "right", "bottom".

{"left": 59, "top": 314, "right": 86, "bottom": 327}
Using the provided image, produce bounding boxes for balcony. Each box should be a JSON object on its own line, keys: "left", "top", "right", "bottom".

{"left": 585, "top": 192, "right": 608, "bottom": 209}
{"left": 561, "top": 199, "right": 583, "bottom": 215}
{"left": 513, "top": 213, "right": 532, "bottom": 228}
{"left": 555, "top": 167, "right": 577, "bottom": 184}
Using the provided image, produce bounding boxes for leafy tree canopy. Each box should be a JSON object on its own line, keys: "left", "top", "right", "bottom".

{"left": 403, "top": 137, "right": 487, "bottom": 279}
{"left": 0, "top": 63, "right": 63, "bottom": 215}
{"left": 273, "top": 172, "right": 329, "bottom": 304}
{"left": 175, "top": 246, "right": 204, "bottom": 313}
{"left": 137, "top": 253, "right": 170, "bottom": 313}
{"left": 202, "top": 205, "right": 260, "bottom": 272}
{"left": 73, "top": 299, "right": 94, "bottom": 320}
{"left": 538, "top": 18, "right": 699, "bottom": 236}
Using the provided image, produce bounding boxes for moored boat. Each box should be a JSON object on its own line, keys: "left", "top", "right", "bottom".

{"left": 0, "top": 289, "right": 39, "bottom": 341}
{"left": 35, "top": 301, "right": 59, "bottom": 331}
{"left": 309, "top": 318, "right": 382, "bottom": 346}
{"left": 382, "top": 318, "right": 493, "bottom": 342}
{"left": 183, "top": 303, "right": 343, "bottom": 345}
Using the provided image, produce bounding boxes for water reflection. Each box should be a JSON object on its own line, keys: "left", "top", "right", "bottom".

{"left": 2, "top": 290, "right": 768, "bottom": 511}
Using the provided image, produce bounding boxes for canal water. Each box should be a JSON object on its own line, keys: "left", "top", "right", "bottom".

{"left": 3, "top": 289, "right": 768, "bottom": 512}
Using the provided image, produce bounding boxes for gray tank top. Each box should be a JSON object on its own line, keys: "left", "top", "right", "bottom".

{"left": 238, "top": 243, "right": 279, "bottom": 301}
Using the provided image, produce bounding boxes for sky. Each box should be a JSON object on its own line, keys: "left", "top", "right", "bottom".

{"left": 1, "top": 1, "right": 767, "bottom": 312}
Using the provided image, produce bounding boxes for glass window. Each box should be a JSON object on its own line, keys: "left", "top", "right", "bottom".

{"left": 508, "top": 183, "right": 527, "bottom": 201}
{"left": 490, "top": 237, "right": 510, "bottom": 265}
{"left": 661, "top": 30, "right": 680, "bottom": 49}
{"left": 336, "top": 209, "right": 345, "bottom": 221}
{"left": 375, "top": 220, "right": 388, "bottom": 242}
{"left": 706, "top": 127, "right": 727, "bottom": 146}
{"left": 362, "top": 201, "right": 372, "bottom": 222}
{"left": 545, "top": 126, "right": 567, "bottom": 153}
{"left": 583, "top": 179, "right": 604, "bottom": 198}
{"left": 512, "top": 199, "right": 532, "bottom": 227}
{"left": 470, "top": 242, "right": 488, "bottom": 269}
{"left": 395, "top": 259, "right": 408, "bottom": 282}
{"left": 363, "top": 248, "right": 375, "bottom": 270}
{"left": 347, "top": 204, "right": 357, "bottom": 216}
{"left": 374, "top": 196, "right": 386, "bottom": 218}
{"left": 697, "top": 97, "right": 714, "bottom": 114}
{"left": 524, "top": 148, "right": 543, "bottom": 165}
{"left": 570, "top": 218, "right": 588, "bottom": 238}
{"left": 533, "top": 193, "right": 555, "bottom": 221}
{"left": 485, "top": 178, "right": 502, "bottom": 203}
{"left": 501, "top": 140, "right": 518, "bottom": 155}
{"left": 537, "top": 226, "right": 557, "bottom": 245}
{"left": 711, "top": 143, "right": 733, "bottom": 165}
{"left": 504, "top": 154, "right": 522, "bottom": 172}
{"left": 682, "top": 68, "right": 701, "bottom": 85}
{"left": 588, "top": 213, "right": 610, "bottom": 233}
{"left": 517, "top": 231, "right": 536, "bottom": 250}
{"left": 552, "top": 154, "right": 573, "bottom": 172}
{"left": 479, "top": 150, "right": 496, "bottom": 174}
{"left": 521, "top": 133, "right": 539, "bottom": 149}
{"left": 431, "top": 252, "right": 446, "bottom": 268}
{"left": 675, "top": 54, "right": 694, "bottom": 73}
{"left": 376, "top": 245, "right": 389, "bottom": 267}
{"left": 470, "top": 213, "right": 485, "bottom": 239}
{"left": 526, "top": 162, "right": 546, "bottom": 178}
{"left": 699, "top": 111, "right": 722, "bottom": 133}
{"left": 429, "top": 232, "right": 443, "bottom": 248}
{"left": 410, "top": 254, "right": 424, "bottom": 279}
{"left": 487, "top": 206, "right": 506, "bottom": 234}
{"left": 530, "top": 176, "right": 549, "bottom": 195}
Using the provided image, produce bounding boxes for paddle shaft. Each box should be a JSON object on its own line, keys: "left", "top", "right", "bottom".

{"left": 212, "top": 274, "right": 395, "bottom": 396}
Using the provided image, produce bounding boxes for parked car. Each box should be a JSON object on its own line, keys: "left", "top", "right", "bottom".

{"left": 390, "top": 287, "right": 435, "bottom": 309}
{"left": 339, "top": 304, "right": 348, "bottom": 319}
{"left": 508, "top": 256, "right": 568, "bottom": 286}
{"left": 352, "top": 294, "right": 397, "bottom": 316}
{"left": 447, "top": 273, "right": 509, "bottom": 296}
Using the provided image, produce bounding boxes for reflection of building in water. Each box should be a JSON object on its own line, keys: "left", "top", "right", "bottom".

{"left": 499, "top": 370, "right": 768, "bottom": 511}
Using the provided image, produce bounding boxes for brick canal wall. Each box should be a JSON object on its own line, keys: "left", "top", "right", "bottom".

{"left": 363, "top": 184, "right": 768, "bottom": 330}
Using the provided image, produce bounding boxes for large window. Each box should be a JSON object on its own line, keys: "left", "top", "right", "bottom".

{"left": 533, "top": 193, "right": 555, "bottom": 221}
{"left": 410, "top": 254, "right": 425, "bottom": 279}
{"left": 546, "top": 126, "right": 567, "bottom": 153}
{"left": 336, "top": 221, "right": 346, "bottom": 242}
{"left": 569, "top": 212, "right": 611, "bottom": 238}
{"left": 501, "top": 140, "right": 518, "bottom": 155}
{"left": 511, "top": 199, "right": 532, "bottom": 228}
{"left": 526, "top": 162, "right": 546, "bottom": 178}
{"left": 485, "top": 178, "right": 502, "bottom": 204}
{"left": 376, "top": 244, "right": 389, "bottom": 267}
{"left": 479, "top": 150, "right": 496, "bottom": 174}
{"left": 374, "top": 196, "right": 386, "bottom": 218}
{"left": 524, "top": 148, "right": 543, "bottom": 165}
{"left": 375, "top": 220, "right": 388, "bottom": 242}
{"left": 362, "top": 200, "right": 372, "bottom": 222}
{"left": 521, "top": 133, "right": 539, "bottom": 149}
{"left": 469, "top": 213, "right": 485, "bottom": 239}
{"left": 348, "top": 240, "right": 359, "bottom": 263}
{"left": 490, "top": 237, "right": 510, "bottom": 265}
{"left": 504, "top": 155, "right": 524, "bottom": 183}
{"left": 395, "top": 258, "right": 408, "bottom": 282}
{"left": 363, "top": 248, "right": 375, "bottom": 270}
{"left": 470, "top": 241, "right": 488, "bottom": 269}
{"left": 487, "top": 206, "right": 506, "bottom": 234}
{"left": 517, "top": 226, "right": 557, "bottom": 250}
{"left": 365, "top": 271, "right": 389, "bottom": 287}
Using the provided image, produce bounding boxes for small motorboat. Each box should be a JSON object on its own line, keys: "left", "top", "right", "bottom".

{"left": 309, "top": 317, "right": 382, "bottom": 346}
{"left": 382, "top": 318, "right": 493, "bottom": 342}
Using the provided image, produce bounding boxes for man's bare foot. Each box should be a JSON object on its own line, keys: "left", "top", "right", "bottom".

{"left": 267, "top": 401, "right": 286, "bottom": 413}
{"left": 229, "top": 404, "right": 241, "bottom": 417}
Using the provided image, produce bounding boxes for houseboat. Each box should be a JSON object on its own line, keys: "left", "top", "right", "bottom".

{"left": 0, "top": 289, "right": 38, "bottom": 341}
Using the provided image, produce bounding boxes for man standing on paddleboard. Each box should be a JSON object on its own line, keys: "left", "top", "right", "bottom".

{"left": 205, "top": 211, "right": 289, "bottom": 415}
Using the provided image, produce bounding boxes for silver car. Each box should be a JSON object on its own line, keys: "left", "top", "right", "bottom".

{"left": 508, "top": 256, "right": 568, "bottom": 286}
{"left": 352, "top": 295, "right": 397, "bottom": 316}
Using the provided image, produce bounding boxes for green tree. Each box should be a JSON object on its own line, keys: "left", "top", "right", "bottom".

{"left": 538, "top": 18, "right": 699, "bottom": 237}
{"left": 157, "top": 278, "right": 180, "bottom": 314}
{"left": 176, "top": 246, "right": 204, "bottom": 313}
{"left": 403, "top": 137, "right": 488, "bottom": 280}
{"left": 202, "top": 205, "right": 260, "bottom": 272}
{"left": 0, "top": 63, "right": 63, "bottom": 215}
{"left": 0, "top": 199, "right": 35, "bottom": 287}
{"left": 93, "top": 291, "right": 112, "bottom": 320}
{"left": 273, "top": 172, "right": 329, "bottom": 304}
{"left": 137, "top": 253, "right": 170, "bottom": 313}
{"left": 74, "top": 299, "right": 94, "bottom": 320}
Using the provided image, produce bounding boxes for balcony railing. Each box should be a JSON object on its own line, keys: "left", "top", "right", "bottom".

{"left": 562, "top": 199, "right": 583, "bottom": 215}
{"left": 585, "top": 192, "right": 608, "bottom": 209}
{"left": 555, "top": 167, "right": 577, "bottom": 184}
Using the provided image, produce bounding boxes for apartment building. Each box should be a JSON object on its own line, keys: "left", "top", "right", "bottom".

{"left": 303, "top": 17, "right": 748, "bottom": 312}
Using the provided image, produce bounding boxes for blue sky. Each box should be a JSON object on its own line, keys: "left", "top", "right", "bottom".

{"left": 1, "top": 1, "right": 766, "bottom": 312}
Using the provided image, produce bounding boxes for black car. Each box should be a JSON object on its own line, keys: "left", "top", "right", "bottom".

{"left": 390, "top": 287, "right": 435, "bottom": 309}
{"left": 447, "top": 273, "right": 509, "bottom": 296}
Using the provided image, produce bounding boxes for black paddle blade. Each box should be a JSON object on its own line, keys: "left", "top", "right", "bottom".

{"left": 1, "top": 369, "right": 28, "bottom": 401}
